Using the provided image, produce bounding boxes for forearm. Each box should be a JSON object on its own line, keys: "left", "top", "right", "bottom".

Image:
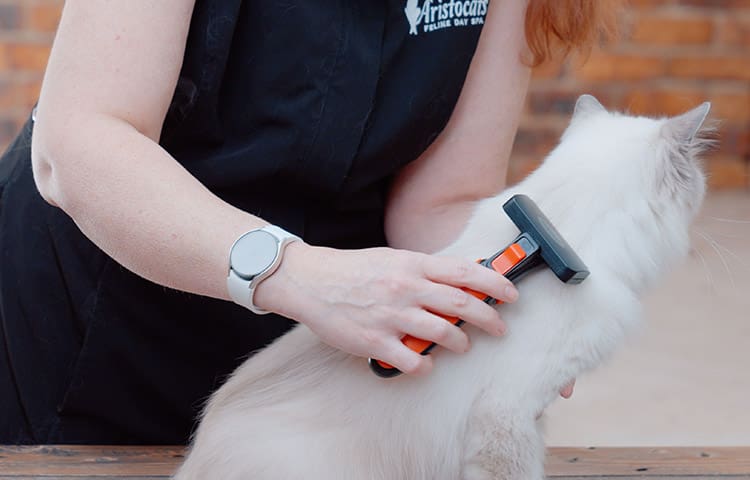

{"left": 32, "top": 113, "right": 262, "bottom": 301}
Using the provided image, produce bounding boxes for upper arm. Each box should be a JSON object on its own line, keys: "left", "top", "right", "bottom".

{"left": 385, "top": 0, "right": 531, "bottom": 250}
{"left": 388, "top": 0, "right": 531, "bottom": 208}
{"left": 31, "top": 0, "right": 196, "bottom": 206}
{"left": 34, "top": 0, "right": 196, "bottom": 143}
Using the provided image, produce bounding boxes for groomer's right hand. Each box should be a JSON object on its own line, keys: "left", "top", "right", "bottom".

{"left": 254, "top": 242, "right": 519, "bottom": 375}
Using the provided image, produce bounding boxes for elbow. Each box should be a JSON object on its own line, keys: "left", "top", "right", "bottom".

{"left": 30, "top": 130, "right": 60, "bottom": 208}
{"left": 30, "top": 115, "right": 78, "bottom": 211}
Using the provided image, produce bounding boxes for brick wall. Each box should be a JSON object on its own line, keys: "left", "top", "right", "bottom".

{"left": 512, "top": 0, "right": 750, "bottom": 189}
{"left": 0, "top": 0, "right": 748, "bottom": 189}
{"left": 0, "top": 0, "right": 58, "bottom": 145}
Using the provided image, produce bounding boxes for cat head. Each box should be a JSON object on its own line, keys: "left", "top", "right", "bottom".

{"left": 567, "top": 94, "right": 710, "bottom": 217}
{"left": 524, "top": 95, "right": 712, "bottom": 291}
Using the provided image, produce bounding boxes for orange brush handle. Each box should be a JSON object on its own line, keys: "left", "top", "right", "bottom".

{"left": 373, "top": 243, "right": 527, "bottom": 371}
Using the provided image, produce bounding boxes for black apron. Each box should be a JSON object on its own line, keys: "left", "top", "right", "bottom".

{"left": 0, "top": 0, "right": 488, "bottom": 444}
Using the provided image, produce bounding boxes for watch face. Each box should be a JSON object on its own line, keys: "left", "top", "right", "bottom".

{"left": 230, "top": 230, "right": 279, "bottom": 280}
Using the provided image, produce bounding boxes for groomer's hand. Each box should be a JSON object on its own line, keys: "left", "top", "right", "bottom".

{"left": 254, "top": 242, "right": 518, "bottom": 375}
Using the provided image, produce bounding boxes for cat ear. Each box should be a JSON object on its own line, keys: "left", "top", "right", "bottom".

{"left": 659, "top": 102, "right": 712, "bottom": 191}
{"left": 661, "top": 102, "right": 711, "bottom": 143}
{"left": 573, "top": 94, "right": 606, "bottom": 119}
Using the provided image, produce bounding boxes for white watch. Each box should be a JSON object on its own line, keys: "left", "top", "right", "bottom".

{"left": 226, "top": 225, "right": 301, "bottom": 314}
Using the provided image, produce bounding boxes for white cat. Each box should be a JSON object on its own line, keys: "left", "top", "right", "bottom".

{"left": 175, "top": 95, "right": 711, "bottom": 480}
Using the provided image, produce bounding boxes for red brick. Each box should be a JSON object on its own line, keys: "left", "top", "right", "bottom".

{"left": 23, "top": 80, "right": 42, "bottom": 109}
{"left": 0, "top": 81, "right": 10, "bottom": 111}
{"left": 6, "top": 43, "right": 51, "bottom": 71}
{"left": 669, "top": 55, "right": 750, "bottom": 81}
{"left": 625, "top": 88, "right": 706, "bottom": 116}
{"left": 532, "top": 59, "right": 565, "bottom": 80}
{"left": 677, "top": 0, "right": 750, "bottom": 7}
{"left": 25, "top": 3, "right": 63, "bottom": 33}
{"left": 705, "top": 155, "right": 749, "bottom": 189}
{"left": 716, "top": 15, "right": 750, "bottom": 47}
{"left": 574, "top": 52, "right": 666, "bottom": 82}
{"left": 628, "top": 0, "right": 676, "bottom": 8}
{"left": 630, "top": 15, "right": 714, "bottom": 44}
{"left": 528, "top": 88, "right": 623, "bottom": 116}
{"left": 512, "top": 127, "right": 562, "bottom": 158}
{"left": 708, "top": 90, "right": 750, "bottom": 122}
{"left": 720, "top": 126, "right": 750, "bottom": 158}
{"left": 0, "top": 78, "right": 42, "bottom": 110}
{"left": 0, "top": 4, "right": 22, "bottom": 30}
{"left": 0, "top": 44, "right": 8, "bottom": 71}
{"left": 528, "top": 90, "right": 578, "bottom": 116}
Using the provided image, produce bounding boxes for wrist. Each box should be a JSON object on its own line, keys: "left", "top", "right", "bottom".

{"left": 226, "top": 225, "right": 302, "bottom": 314}
{"left": 251, "top": 240, "right": 311, "bottom": 317}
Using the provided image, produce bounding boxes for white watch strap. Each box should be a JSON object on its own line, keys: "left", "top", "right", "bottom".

{"left": 227, "top": 268, "right": 257, "bottom": 311}
{"left": 262, "top": 224, "right": 300, "bottom": 243}
{"left": 227, "top": 225, "right": 300, "bottom": 315}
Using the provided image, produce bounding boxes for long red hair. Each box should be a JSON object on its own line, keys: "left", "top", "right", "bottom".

{"left": 524, "top": 0, "right": 622, "bottom": 66}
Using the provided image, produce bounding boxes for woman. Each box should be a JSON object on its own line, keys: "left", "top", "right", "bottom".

{"left": 0, "top": 0, "right": 617, "bottom": 444}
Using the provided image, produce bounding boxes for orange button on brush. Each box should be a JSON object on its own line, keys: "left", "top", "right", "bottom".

{"left": 490, "top": 243, "right": 527, "bottom": 276}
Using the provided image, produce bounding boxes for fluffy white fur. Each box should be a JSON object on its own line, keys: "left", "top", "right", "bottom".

{"left": 175, "top": 95, "right": 711, "bottom": 480}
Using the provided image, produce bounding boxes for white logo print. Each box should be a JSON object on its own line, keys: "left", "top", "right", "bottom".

{"left": 404, "top": 0, "right": 489, "bottom": 36}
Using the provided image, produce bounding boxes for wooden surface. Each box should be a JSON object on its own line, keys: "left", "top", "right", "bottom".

{"left": 0, "top": 446, "right": 748, "bottom": 478}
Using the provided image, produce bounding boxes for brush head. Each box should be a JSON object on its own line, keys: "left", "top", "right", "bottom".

{"left": 502, "top": 194, "right": 589, "bottom": 284}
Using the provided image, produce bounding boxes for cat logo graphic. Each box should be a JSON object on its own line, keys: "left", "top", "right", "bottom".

{"left": 404, "top": 0, "right": 489, "bottom": 36}
{"left": 404, "top": 0, "right": 422, "bottom": 35}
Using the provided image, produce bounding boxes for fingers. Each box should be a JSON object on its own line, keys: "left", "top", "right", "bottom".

{"left": 400, "top": 310, "right": 471, "bottom": 354}
{"left": 419, "top": 282, "right": 507, "bottom": 336}
{"left": 368, "top": 310, "right": 470, "bottom": 376}
{"left": 422, "top": 256, "right": 519, "bottom": 305}
{"left": 377, "top": 340, "right": 434, "bottom": 376}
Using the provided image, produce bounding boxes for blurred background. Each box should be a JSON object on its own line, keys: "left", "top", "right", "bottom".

{"left": 0, "top": 0, "right": 748, "bottom": 446}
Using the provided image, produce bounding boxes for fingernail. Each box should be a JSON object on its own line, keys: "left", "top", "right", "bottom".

{"left": 504, "top": 285, "right": 519, "bottom": 302}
